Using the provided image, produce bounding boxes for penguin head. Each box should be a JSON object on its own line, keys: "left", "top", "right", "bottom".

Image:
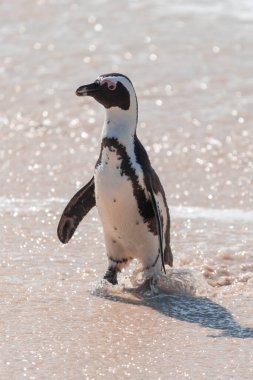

{"left": 76, "top": 73, "right": 134, "bottom": 111}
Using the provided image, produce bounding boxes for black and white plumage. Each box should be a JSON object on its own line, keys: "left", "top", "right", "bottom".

{"left": 57, "top": 73, "right": 173, "bottom": 285}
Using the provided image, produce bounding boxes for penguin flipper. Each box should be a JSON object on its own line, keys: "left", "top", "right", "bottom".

{"left": 57, "top": 177, "right": 95, "bottom": 244}
{"left": 134, "top": 136, "right": 172, "bottom": 271}
{"left": 148, "top": 176, "right": 166, "bottom": 274}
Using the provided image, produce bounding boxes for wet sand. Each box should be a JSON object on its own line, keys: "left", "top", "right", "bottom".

{"left": 1, "top": 0, "right": 253, "bottom": 379}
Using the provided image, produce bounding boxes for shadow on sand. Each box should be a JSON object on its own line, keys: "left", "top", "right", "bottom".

{"left": 93, "top": 285, "right": 253, "bottom": 339}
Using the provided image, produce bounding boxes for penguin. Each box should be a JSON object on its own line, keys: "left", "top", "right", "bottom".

{"left": 57, "top": 73, "right": 173, "bottom": 287}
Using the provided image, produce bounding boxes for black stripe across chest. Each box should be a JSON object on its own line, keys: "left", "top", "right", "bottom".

{"left": 96, "top": 137, "right": 157, "bottom": 234}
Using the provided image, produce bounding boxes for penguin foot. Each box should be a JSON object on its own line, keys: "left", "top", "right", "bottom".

{"left": 148, "top": 276, "right": 159, "bottom": 294}
{"left": 133, "top": 276, "right": 159, "bottom": 294}
{"left": 103, "top": 266, "right": 119, "bottom": 285}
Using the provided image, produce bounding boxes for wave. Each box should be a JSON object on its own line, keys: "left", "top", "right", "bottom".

{"left": 170, "top": 205, "right": 253, "bottom": 223}
{"left": 0, "top": 197, "right": 252, "bottom": 222}
{"left": 164, "top": 0, "right": 253, "bottom": 21}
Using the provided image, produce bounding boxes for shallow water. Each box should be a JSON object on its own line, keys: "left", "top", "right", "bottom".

{"left": 1, "top": 0, "right": 253, "bottom": 379}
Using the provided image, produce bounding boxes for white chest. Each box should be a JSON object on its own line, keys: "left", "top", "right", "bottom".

{"left": 94, "top": 147, "right": 146, "bottom": 235}
{"left": 95, "top": 147, "right": 135, "bottom": 203}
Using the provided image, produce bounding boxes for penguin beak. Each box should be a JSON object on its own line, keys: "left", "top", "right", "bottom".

{"left": 76, "top": 82, "right": 100, "bottom": 97}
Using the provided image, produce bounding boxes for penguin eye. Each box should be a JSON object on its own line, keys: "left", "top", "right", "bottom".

{"left": 100, "top": 78, "right": 117, "bottom": 91}
{"left": 108, "top": 84, "right": 116, "bottom": 91}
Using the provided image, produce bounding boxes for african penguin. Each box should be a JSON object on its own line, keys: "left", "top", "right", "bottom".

{"left": 57, "top": 73, "right": 173, "bottom": 287}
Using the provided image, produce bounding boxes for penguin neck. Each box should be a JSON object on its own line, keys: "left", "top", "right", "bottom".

{"left": 101, "top": 99, "right": 138, "bottom": 147}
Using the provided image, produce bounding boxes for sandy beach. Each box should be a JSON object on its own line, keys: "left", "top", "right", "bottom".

{"left": 1, "top": 0, "right": 253, "bottom": 378}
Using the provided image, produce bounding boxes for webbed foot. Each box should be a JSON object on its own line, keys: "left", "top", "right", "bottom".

{"left": 103, "top": 266, "right": 119, "bottom": 285}
{"left": 130, "top": 276, "right": 159, "bottom": 294}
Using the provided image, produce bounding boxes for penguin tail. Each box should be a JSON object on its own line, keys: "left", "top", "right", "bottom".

{"left": 164, "top": 245, "right": 173, "bottom": 267}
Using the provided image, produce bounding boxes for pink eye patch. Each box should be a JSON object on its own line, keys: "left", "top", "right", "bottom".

{"left": 100, "top": 78, "right": 117, "bottom": 90}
